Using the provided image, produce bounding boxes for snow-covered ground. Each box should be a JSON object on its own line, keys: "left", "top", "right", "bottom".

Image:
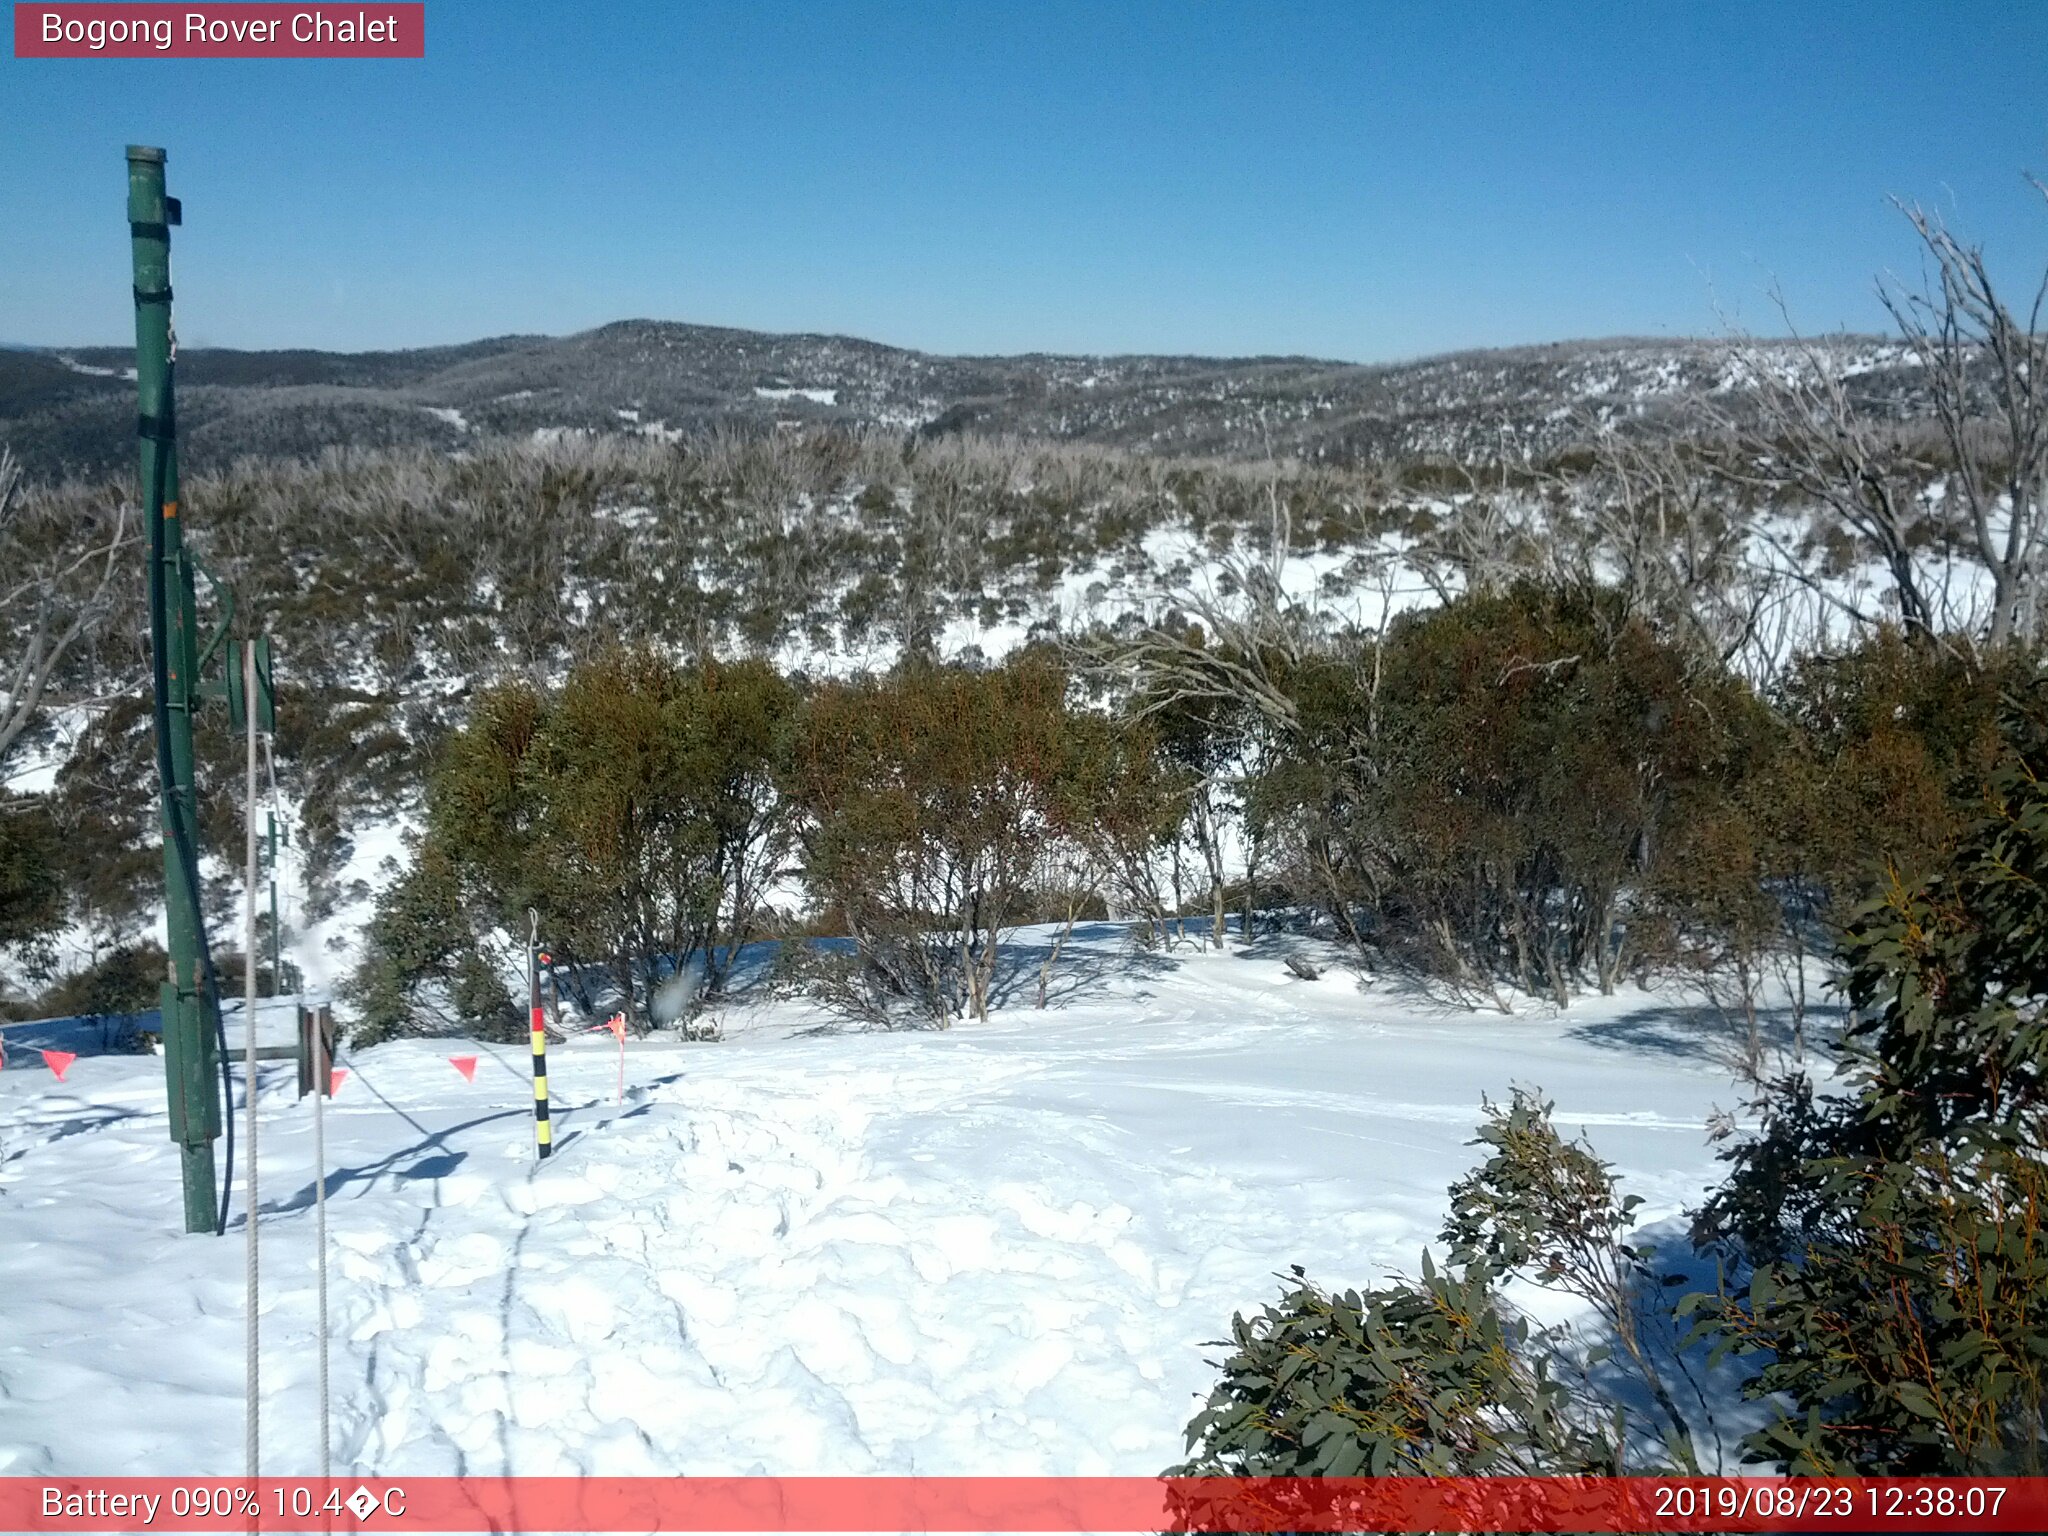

{"left": 754, "top": 385, "right": 839, "bottom": 406}
{"left": 0, "top": 924, "right": 1776, "bottom": 1478}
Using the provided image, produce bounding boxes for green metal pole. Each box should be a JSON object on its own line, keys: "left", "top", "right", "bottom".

{"left": 130, "top": 144, "right": 221, "bottom": 1234}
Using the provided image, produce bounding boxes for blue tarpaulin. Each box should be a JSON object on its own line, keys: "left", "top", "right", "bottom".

{"left": 0, "top": 1011, "right": 160, "bottom": 1068}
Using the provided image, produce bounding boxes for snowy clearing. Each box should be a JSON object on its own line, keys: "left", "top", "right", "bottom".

{"left": 0, "top": 925, "right": 1776, "bottom": 1477}
{"left": 753, "top": 385, "right": 839, "bottom": 406}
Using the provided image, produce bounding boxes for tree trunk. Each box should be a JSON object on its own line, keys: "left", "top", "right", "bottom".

{"left": 1036, "top": 899, "right": 1078, "bottom": 1009}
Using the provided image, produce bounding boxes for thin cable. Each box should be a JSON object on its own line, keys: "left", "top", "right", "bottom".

{"left": 242, "top": 639, "right": 260, "bottom": 1479}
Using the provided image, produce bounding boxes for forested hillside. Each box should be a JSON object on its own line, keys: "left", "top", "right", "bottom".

{"left": 3, "top": 189, "right": 2044, "bottom": 1047}
{"left": 0, "top": 322, "right": 1929, "bottom": 482}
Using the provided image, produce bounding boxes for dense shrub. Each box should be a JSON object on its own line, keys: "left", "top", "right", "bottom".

{"left": 1766, "top": 629, "right": 2035, "bottom": 911}
{"left": 31, "top": 941, "right": 170, "bottom": 1023}
{"left": 1387, "top": 584, "right": 1769, "bottom": 999}
{"left": 344, "top": 833, "right": 514, "bottom": 1046}
{"left": 512, "top": 649, "right": 795, "bottom": 1005}
{"left": 1049, "top": 707, "right": 1191, "bottom": 945}
{"left": 789, "top": 655, "right": 1090, "bottom": 1025}
{"left": 1176, "top": 1093, "right": 1681, "bottom": 1480}
{"left": 353, "top": 648, "right": 796, "bottom": 1037}
{"left": 1174, "top": 1262, "right": 1620, "bottom": 1479}
{"left": 356, "top": 644, "right": 1180, "bottom": 1036}
{"left": 1245, "top": 582, "right": 1773, "bottom": 1004}
{"left": 0, "top": 791, "right": 63, "bottom": 970}
{"left": 1691, "top": 680, "right": 2048, "bottom": 1473}
{"left": 46, "top": 700, "right": 167, "bottom": 943}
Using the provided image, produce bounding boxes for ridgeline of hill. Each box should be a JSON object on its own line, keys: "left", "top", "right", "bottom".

{"left": 0, "top": 319, "right": 1910, "bottom": 483}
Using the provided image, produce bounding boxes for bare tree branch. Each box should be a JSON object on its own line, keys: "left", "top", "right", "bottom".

{"left": 0, "top": 450, "right": 137, "bottom": 768}
{"left": 1878, "top": 194, "right": 2048, "bottom": 645}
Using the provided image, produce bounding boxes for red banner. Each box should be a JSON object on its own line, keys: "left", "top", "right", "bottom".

{"left": 5, "top": 1476, "right": 2048, "bottom": 1533}
{"left": 13, "top": 4, "right": 424, "bottom": 58}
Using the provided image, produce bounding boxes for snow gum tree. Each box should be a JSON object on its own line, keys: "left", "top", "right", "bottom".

{"left": 516, "top": 647, "right": 794, "bottom": 1011}
{"left": 1221, "top": 582, "right": 1769, "bottom": 1005}
{"left": 1144, "top": 679, "right": 1251, "bottom": 950}
{"left": 790, "top": 654, "right": 1098, "bottom": 1026}
{"left": 1716, "top": 187, "right": 2048, "bottom": 647}
{"left": 352, "top": 647, "right": 796, "bottom": 1036}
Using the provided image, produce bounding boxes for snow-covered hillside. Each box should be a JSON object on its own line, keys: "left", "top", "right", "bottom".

{"left": 0, "top": 925, "right": 1781, "bottom": 1477}
{"left": 2, "top": 325, "right": 1919, "bottom": 484}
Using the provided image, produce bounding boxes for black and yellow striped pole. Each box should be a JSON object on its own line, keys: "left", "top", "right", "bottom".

{"left": 528, "top": 908, "right": 552, "bottom": 1159}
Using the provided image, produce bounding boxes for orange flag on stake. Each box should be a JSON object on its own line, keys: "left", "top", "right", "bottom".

{"left": 606, "top": 1012, "right": 626, "bottom": 1104}
{"left": 450, "top": 1055, "right": 478, "bottom": 1082}
{"left": 329, "top": 1067, "right": 349, "bottom": 1096}
{"left": 42, "top": 1049, "right": 77, "bottom": 1082}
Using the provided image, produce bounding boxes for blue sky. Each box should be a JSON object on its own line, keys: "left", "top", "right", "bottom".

{"left": 4, "top": 1, "right": 2044, "bottom": 359}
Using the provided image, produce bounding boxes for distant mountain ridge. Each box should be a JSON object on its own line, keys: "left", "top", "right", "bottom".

{"left": 0, "top": 319, "right": 1908, "bottom": 482}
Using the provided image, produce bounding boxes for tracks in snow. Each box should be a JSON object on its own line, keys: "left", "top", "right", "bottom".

{"left": 327, "top": 1063, "right": 1199, "bottom": 1475}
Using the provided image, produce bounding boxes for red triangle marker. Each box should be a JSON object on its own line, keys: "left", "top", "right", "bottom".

{"left": 42, "top": 1049, "right": 77, "bottom": 1082}
{"left": 329, "top": 1067, "right": 349, "bottom": 1096}
{"left": 449, "top": 1055, "right": 478, "bottom": 1082}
